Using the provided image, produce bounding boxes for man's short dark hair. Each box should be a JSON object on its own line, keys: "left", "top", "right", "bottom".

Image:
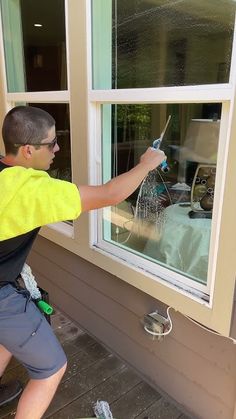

{"left": 2, "top": 106, "right": 55, "bottom": 155}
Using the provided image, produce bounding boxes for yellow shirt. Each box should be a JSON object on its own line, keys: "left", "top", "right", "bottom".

{"left": 0, "top": 166, "right": 82, "bottom": 241}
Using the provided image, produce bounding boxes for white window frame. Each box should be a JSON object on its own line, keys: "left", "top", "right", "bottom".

{"left": 86, "top": 1, "right": 236, "bottom": 337}
{"left": 0, "top": 0, "right": 236, "bottom": 336}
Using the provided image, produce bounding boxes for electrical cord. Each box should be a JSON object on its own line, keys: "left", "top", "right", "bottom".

{"left": 144, "top": 306, "right": 236, "bottom": 344}
{"left": 183, "top": 312, "right": 236, "bottom": 344}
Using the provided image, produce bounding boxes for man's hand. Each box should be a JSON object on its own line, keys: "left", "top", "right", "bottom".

{"left": 139, "top": 147, "right": 166, "bottom": 172}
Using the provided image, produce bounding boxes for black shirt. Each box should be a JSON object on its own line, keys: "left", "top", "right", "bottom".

{"left": 0, "top": 161, "right": 39, "bottom": 285}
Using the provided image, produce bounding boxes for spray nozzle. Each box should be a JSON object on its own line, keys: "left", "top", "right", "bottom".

{"left": 152, "top": 138, "right": 170, "bottom": 173}
{"left": 152, "top": 115, "right": 171, "bottom": 173}
{"left": 159, "top": 160, "right": 170, "bottom": 173}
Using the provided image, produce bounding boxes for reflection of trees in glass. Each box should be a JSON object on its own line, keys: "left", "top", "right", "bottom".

{"left": 114, "top": 104, "right": 152, "bottom": 144}
{"left": 112, "top": 102, "right": 222, "bottom": 185}
{"left": 112, "top": 104, "right": 152, "bottom": 175}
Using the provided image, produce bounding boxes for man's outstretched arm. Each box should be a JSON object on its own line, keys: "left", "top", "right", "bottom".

{"left": 79, "top": 147, "right": 166, "bottom": 212}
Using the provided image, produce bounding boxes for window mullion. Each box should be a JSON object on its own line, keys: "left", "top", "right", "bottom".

{"left": 89, "top": 85, "right": 232, "bottom": 104}
{"left": 6, "top": 91, "right": 70, "bottom": 103}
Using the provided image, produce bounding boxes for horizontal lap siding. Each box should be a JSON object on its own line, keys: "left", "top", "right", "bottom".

{"left": 28, "top": 236, "right": 236, "bottom": 419}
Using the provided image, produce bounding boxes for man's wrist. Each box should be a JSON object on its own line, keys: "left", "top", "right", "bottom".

{"left": 136, "top": 161, "right": 152, "bottom": 175}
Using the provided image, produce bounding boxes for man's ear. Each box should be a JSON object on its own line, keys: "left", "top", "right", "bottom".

{"left": 21, "top": 144, "right": 33, "bottom": 160}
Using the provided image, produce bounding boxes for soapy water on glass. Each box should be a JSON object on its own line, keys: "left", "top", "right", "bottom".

{"left": 136, "top": 169, "right": 168, "bottom": 229}
{"left": 116, "top": 116, "right": 173, "bottom": 244}
{"left": 116, "top": 168, "right": 171, "bottom": 245}
{"left": 135, "top": 116, "right": 172, "bottom": 231}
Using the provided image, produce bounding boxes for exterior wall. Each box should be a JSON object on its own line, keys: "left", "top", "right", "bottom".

{"left": 231, "top": 301, "right": 236, "bottom": 339}
{"left": 230, "top": 283, "right": 236, "bottom": 341}
{"left": 29, "top": 235, "right": 236, "bottom": 419}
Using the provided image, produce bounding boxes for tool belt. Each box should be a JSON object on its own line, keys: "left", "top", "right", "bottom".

{"left": 0, "top": 274, "right": 26, "bottom": 289}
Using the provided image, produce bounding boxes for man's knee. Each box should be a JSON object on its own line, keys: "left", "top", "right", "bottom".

{"left": 59, "top": 361, "right": 67, "bottom": 377}
{"left": 43, "top": 361, "right": 67, "bottom": 388}
{"left": 54, "top": 360, "right": 67, "bottom": 381}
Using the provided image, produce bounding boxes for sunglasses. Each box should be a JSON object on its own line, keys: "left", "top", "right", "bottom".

{"left": 14, "top": 136, "right": 58, "bottom": 151}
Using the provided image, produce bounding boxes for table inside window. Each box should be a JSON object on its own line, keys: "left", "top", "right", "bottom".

{"left": 143, "top": 203, "right": 212, "bottom": 283}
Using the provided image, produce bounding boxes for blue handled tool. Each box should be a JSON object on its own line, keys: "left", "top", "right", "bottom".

{"left": 152, "top": 115, "right": 171, "bottom": 173}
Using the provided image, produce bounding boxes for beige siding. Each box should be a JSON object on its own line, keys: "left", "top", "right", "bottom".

{"left": 28, "top": 236, "right": 236, "bottom": 419}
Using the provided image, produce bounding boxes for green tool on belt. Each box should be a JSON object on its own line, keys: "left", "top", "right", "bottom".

{"left": 36, "top": 299, "right": 53, "bottom": 315}
{"left": 21, "top": 264, "right": 54, "bottom": 316}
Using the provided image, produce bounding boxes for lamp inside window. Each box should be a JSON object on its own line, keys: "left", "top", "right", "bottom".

{"left": 179, "top": 119, "right": 219, "bottom": 219}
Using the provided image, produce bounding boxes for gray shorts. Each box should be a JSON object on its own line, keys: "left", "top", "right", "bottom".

{"left": 0, "top": 284, "right": 67, "bottom": 380}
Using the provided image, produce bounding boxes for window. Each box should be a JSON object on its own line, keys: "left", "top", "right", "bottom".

{"left": 0, "top": 0, "right": 71, "bottom": 231}
{"left": 90, "top": 0, "right": 236, "bottom": 335}
{"left": 101, "top": 103, "right": 220, "bottom": 292}
{"left": 1, "top": 0, "right": 66, "bottom": 92}
{"left": 0, "top": 0, "right": 70, "bottom": 182}
{"left": 93, "top": 0, "right": 235, "bottom": 89}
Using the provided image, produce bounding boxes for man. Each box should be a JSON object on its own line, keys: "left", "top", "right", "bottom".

{"left": 0, "top": 105, "right": 165, "bottom": 419}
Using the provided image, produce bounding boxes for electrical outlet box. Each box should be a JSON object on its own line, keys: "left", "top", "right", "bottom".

{"left": 143, "top": 310, "right": 169, "bottom": 341}
{"left": 147, "top": 311, "right": 169, "bottom": 327}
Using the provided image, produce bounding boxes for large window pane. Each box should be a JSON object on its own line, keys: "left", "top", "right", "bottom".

{"left": 1, "top": 0, "right": 67, "bottom": 92}
{"left": 93, "top": 0, "right": 236, "bottom": 88}
{"left": 102, "top": 103, "right": 221, "bottom": 284}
